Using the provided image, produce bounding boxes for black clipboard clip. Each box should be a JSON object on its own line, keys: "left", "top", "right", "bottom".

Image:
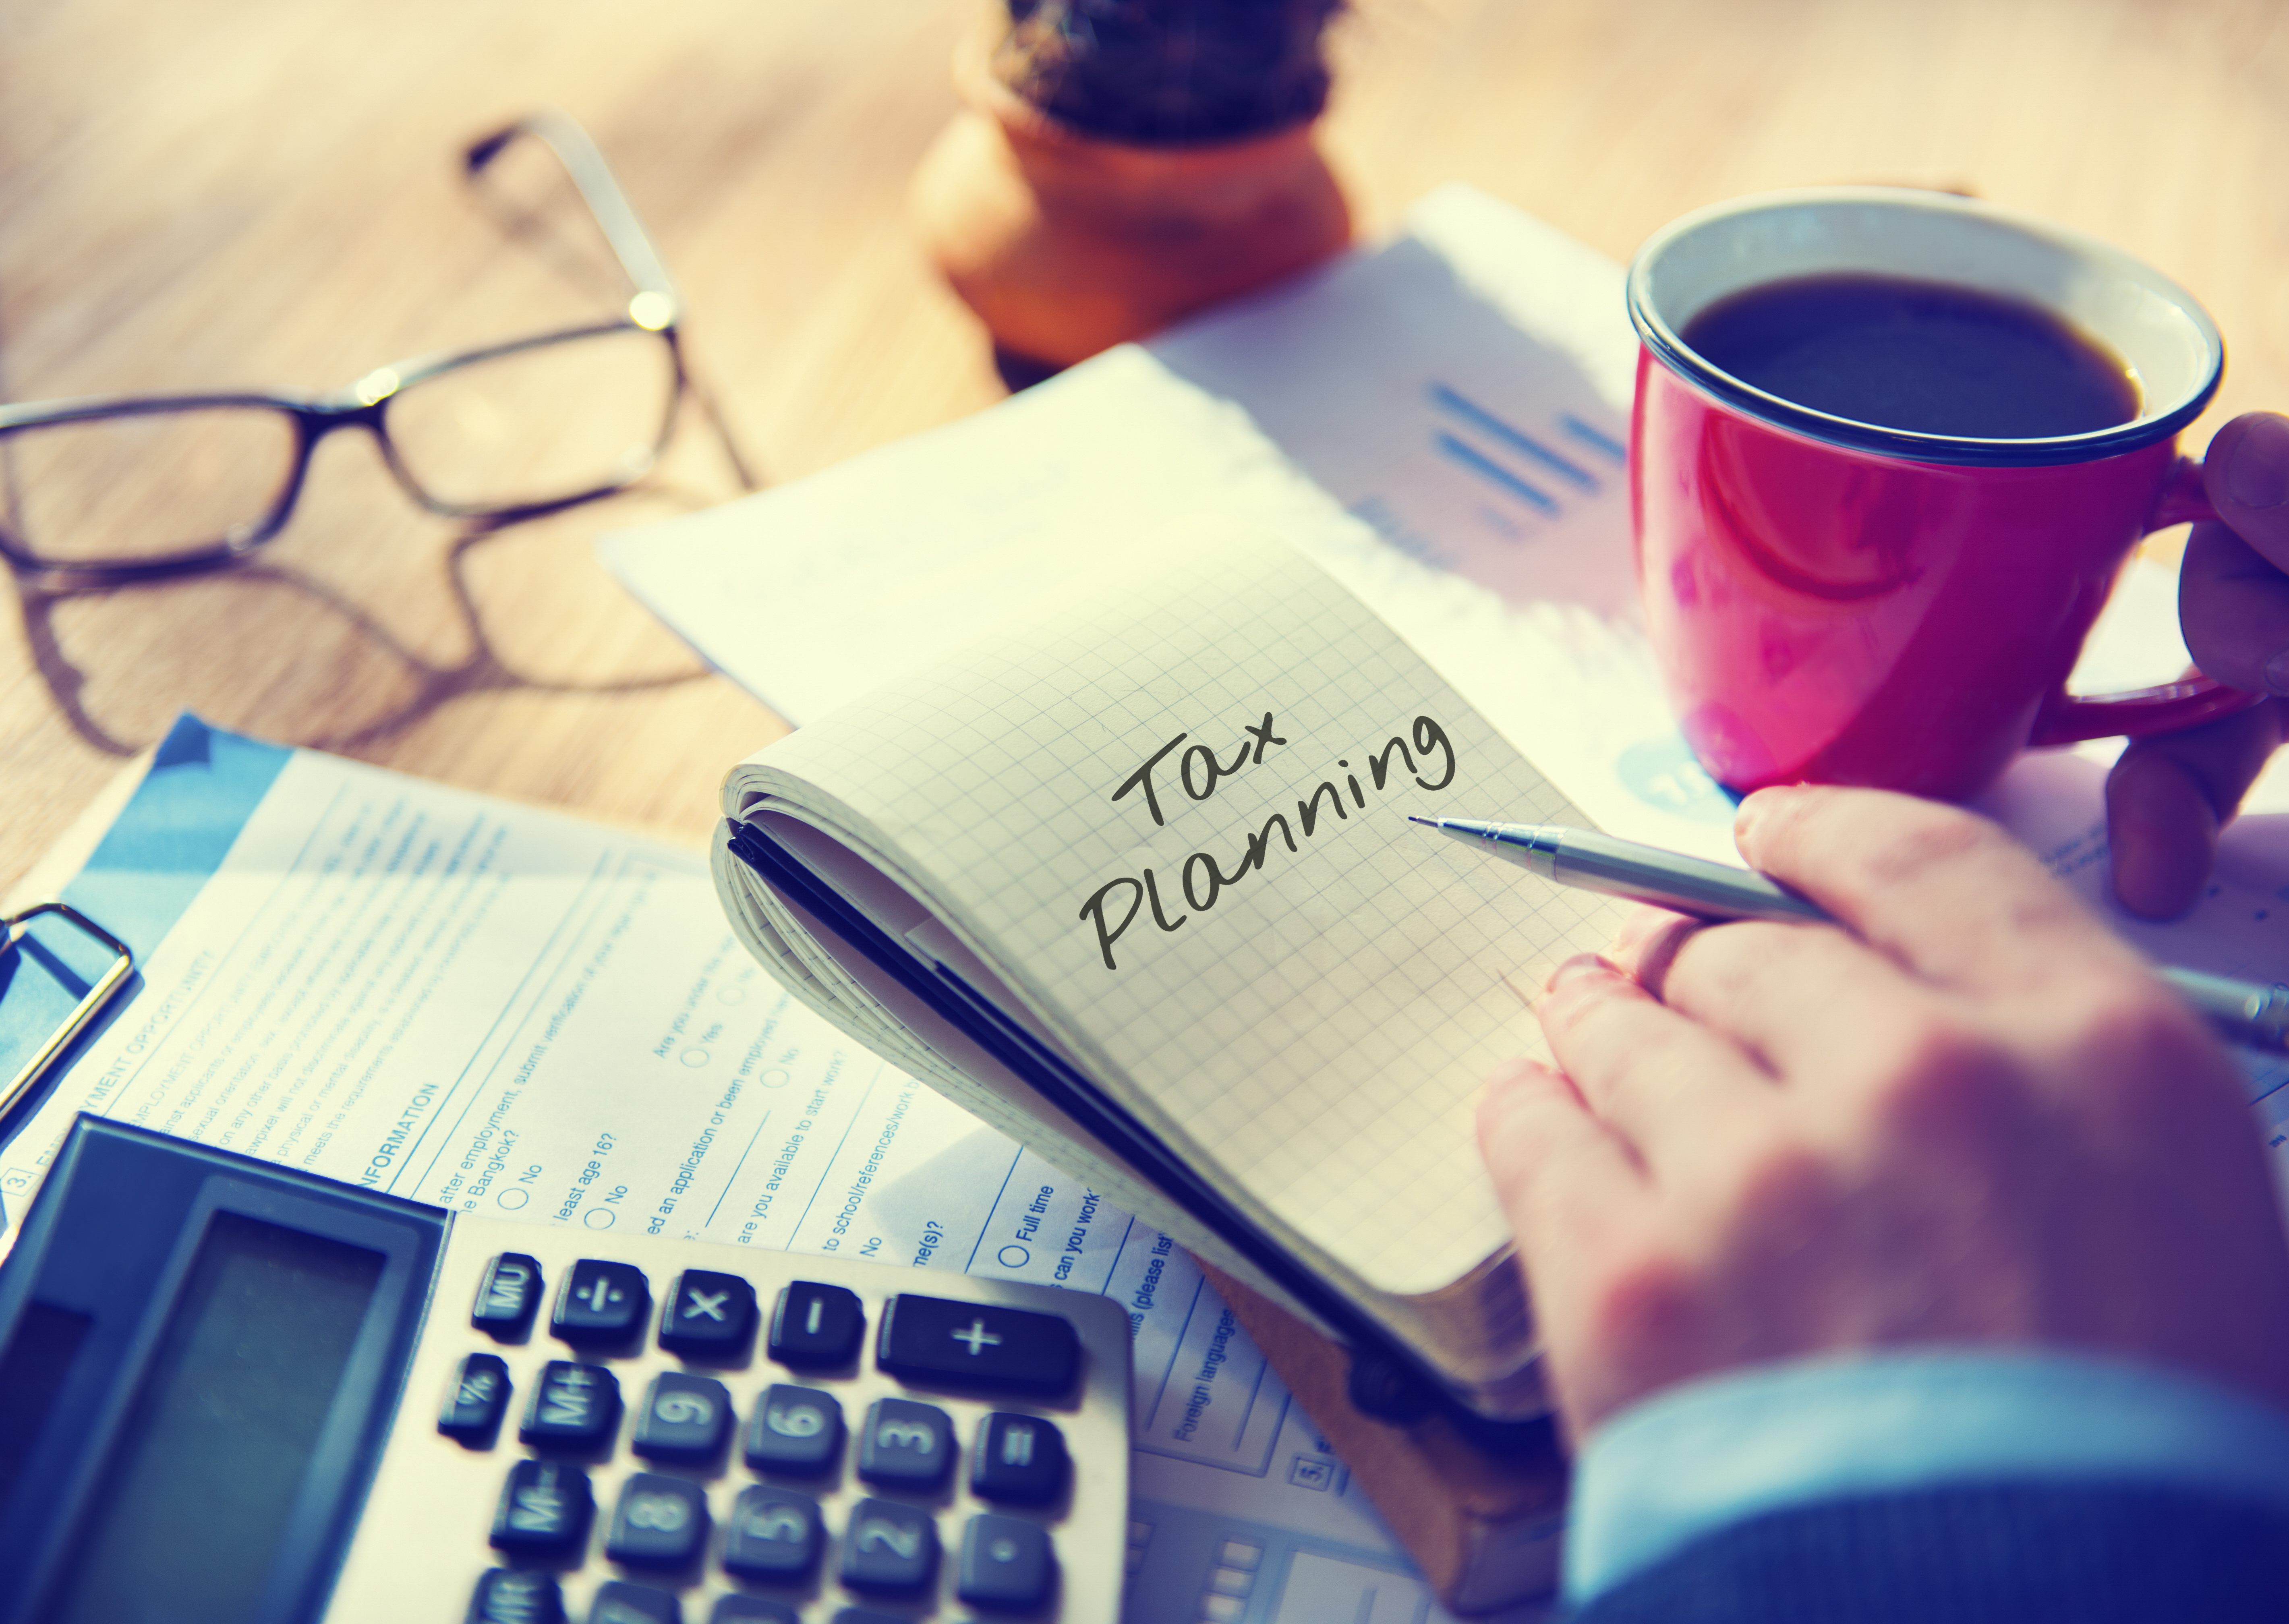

{"left": 0, "top": 904, "right": 133, "bottom": 1121}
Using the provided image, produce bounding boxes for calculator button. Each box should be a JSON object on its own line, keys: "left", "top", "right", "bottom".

{"left": 553, "top": 1259, "right": 652, "bottom": 1344}
{"left": 721, "top": 1484, "right": 824, "bottom": 1580}
{"left": 521, "top": 1360, "right": 621, "bottom": 1448}
{"left": 440, "top": 1353, "right": 512, "bottom": 1443}
{"left": 839, "top": 1496, "right": 939, "bottom": 1594}
{"left": 467, "top": 1566, "right": 563, "bottom": 1624}
{"left": 659, "top": 1268, "right": 756, "bottom": 1357}
{"left": 472, "top": 1253, "right": 545, "bottom": 1338}
{"left": 708, "top": 1599, "right": 800, "bottom": 1624}
{"left": 857, "top": 1397, "right": 954, "bottom": 1489}
{"left": 959, "top": 1513, "right": 1056, "bottom": 1610}
{"left": 633, "top": 1372, "right": 732, "bottom": 1462}
{"left": 743, "top": 1384, "right": 844, "bottom": 1474}
{"left": 769, "top": 1281, "right": 864, "bottom": 1367}
{"left": 489, "top": 1458, "right": 593, "bottom": 1554}
{"left": 826, "top": 1612, "right": 907, "bottom": 1624}
{"left": 606, "top": 1471, "right": 711, "bottom": 1566}
{"left": 876, "top": 1293, "right": 1080, "bottom": 1394}
{"left": 589, "top": 1580, "right": 680, "bottom": 1624}
{"left": 970, "top": 1412, "right": 1067, "bottom": 1504}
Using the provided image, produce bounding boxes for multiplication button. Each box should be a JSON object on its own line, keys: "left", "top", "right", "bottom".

{"left": 551, "top": 1259, "right": 651, "bottom": 1344}
{"left": 658, "top": 1268, "right": 756, "bottom": 1357}
{"left": 743, "top": 1383, "right": 843, "bottom": 1475}
{"left": 876, "top": 1294, "right": 1079, "bottom": 1393}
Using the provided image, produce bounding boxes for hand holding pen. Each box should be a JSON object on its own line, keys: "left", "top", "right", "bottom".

{"left": 1456, "top": 784, "right": 2289, "bottom": 1444}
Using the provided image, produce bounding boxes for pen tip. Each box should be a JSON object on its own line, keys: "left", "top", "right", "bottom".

{"left": 1406, "top": 816, "right": 1439, "bottom": 828}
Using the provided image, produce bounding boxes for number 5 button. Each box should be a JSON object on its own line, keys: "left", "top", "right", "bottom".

{"left": 633, "top": 1371, "right": 730, "bottom": 1462}
{"left": 721, "top": 1485, "right": 822, "bottom": 1580}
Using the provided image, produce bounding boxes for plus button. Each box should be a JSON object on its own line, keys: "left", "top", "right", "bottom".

{"left": 951, "top": 1317, "right": 1004, "bottom": 1356}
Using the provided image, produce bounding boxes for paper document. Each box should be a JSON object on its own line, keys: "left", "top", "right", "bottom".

{"left": 1, "top": 716, "right": 1511, "bottom": 1624}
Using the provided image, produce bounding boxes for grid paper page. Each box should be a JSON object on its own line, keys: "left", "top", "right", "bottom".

{"left": 735, "top": 521, "right": 1627, "bottom": 1298}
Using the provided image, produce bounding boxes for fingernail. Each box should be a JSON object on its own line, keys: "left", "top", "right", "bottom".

{"left": 1545, "top": 953, "right": 1611, "bottom": 993}
{"left": 2226, "top": 414, "right": 2289, "bottom": 510}
{"left": 2266, "top": 649, "right": 2289, "bottom": 697}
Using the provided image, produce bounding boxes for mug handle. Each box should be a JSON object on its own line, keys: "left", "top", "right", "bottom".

{"left": 2027, "top": 456, "right": 2267, "bottom": 747}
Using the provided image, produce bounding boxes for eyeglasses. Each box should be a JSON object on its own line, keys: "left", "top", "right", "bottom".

{"left": 0, "top": 112, "right": 756, "bottom": 583}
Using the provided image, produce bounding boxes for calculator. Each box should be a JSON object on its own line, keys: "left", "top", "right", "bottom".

{"left": 0, "top": 1115, "right": 1132, "bottom": 1624}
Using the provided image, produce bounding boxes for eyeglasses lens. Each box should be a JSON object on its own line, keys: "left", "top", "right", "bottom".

{"left": 385, "top": 327, "right": 678, "bottom": 512}
{"left": 0, "top": 407, "right": 299, "bottom": 566}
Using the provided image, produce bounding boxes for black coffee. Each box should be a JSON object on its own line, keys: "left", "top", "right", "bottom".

{"left": 1681, "top": 272, "right": 2139, "bottom": 438}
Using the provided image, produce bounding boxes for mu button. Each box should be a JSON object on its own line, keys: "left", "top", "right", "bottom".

{"left": 876, "top": 1294, "right": 1080, "bottom": 1394}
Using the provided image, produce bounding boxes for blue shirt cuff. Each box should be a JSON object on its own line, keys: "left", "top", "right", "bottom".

{"left": 1564, "top": 1348, "right": 2289, "bottom": 1605}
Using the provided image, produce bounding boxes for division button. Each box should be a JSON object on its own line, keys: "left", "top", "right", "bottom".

{"left": 520, "top": 1360, "right": 621, "bottom": 1449}
{"left": 856, "top": 1396, "right": 954, "bottom": 1490}
{"left": 876, "top": 1294, "right": 1080, "bottom": 1394}
{"left": 605, "top": 1472, "right": 710, "bottom": 1566}
{"left": 743, "top": 1383, "right": 844, "bottom": 1475}
{"left": 471, "top": 1253, "right": 544, "bottom": 1338}
{"left": 658, "top": 1268, "right": 757, "bottom": 1357}
{"left": 721, "top": 1484, "right": 823, "bottom": 1580}
{"left": 970, "top": 1412, "right": 1067, "bottom": 1505}
{"left": 959, "top": 1514, "right": 1056, "bottom": 1610}
{"left": 633, "top": 1371, "right": 732, "bottom": 1462}
{"left": 488, "top": 1457, "right": 593, "bottom": 1555}
{"left": 708, "top": 1598, "right": 800, "bottom": 1624}
{"left": 439, "top": 1353, "right": 512, "bottom": 1443}
{"left": 768, "top": 1281, "right": 864, "bottom": 1367}
{"left": 588, "top": 1579, "right": 681, "bottom": 1624}
{"left": 839, "top": 1496, "right": 939, "bottom": 1595}
{"left": 552, "top": 1259, "right": 651, "bottom": 1345}
{"left": 466, "top": 1566, "right": 563, "bottom": 1624}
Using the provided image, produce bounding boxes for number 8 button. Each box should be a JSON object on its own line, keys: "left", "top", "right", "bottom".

{"left": 632, "top": 1371, "right": 730, "bottom": 1462}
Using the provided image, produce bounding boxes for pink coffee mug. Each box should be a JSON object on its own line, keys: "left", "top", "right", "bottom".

{"left": 1626, "top": 187, "right": 2258, "bottom": 802}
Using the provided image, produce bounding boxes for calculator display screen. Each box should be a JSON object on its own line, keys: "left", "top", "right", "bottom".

{"left": 44, "top": 1212, "right": 385, "bottom": 1624}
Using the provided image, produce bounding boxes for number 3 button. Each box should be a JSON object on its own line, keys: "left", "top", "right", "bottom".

{"left": 632, "top": 1371, "right": 731, "bottom": 1462}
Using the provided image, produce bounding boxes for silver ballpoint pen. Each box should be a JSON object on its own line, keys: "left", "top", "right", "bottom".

{"left": 1410, "top": 816, "right": 2289, "bottom": 1055}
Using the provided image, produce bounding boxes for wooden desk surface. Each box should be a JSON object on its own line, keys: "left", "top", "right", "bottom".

{"left": 5, "top": 0, "right": 2286, "bottom": 893}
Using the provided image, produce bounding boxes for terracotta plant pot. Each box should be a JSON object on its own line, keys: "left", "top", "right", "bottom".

{"left": 909, "top": 25, "right": 1354, "bottom": 372}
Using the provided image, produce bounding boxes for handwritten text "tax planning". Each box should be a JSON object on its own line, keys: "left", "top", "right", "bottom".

{"left": 1078, "top": 712, "right": 1457, "bottom": 970}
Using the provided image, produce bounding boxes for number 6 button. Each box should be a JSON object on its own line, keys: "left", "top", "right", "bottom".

{"left": 633, "top": 1371, "right": 730, "bottom": 1462}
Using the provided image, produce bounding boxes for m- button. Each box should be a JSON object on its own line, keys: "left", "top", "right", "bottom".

{"left": 876, "top": 1294, "right": 1080, "bottom": 1394}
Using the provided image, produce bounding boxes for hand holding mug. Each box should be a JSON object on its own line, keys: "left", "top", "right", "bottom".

{"left": 1628, "top": 189, "right": 2260, "bottom": 805}
{"left": 2107, "top": 411, "right": 2289, "bottom": 918}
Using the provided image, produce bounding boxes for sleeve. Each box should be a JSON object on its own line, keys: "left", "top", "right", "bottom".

{"left": 1563, "top": 1348, "right": 2289, "bottom": 1623}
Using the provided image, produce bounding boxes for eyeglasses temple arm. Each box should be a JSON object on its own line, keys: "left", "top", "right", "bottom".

{"left": 465, "top": 112, "right": 681, "bottom": 315}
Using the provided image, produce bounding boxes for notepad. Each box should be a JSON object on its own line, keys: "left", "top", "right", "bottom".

{"left": 713, "top": 518, "right": 1630, "bottom": 1415}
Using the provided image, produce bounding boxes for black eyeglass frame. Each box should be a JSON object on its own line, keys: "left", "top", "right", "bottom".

{"left": 0, "top": 111, "right": 754, "bottom": 584}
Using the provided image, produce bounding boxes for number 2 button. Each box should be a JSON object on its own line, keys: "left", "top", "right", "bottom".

{"left": 632, "top": 1371, "right": 730, "bottom": 1462}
